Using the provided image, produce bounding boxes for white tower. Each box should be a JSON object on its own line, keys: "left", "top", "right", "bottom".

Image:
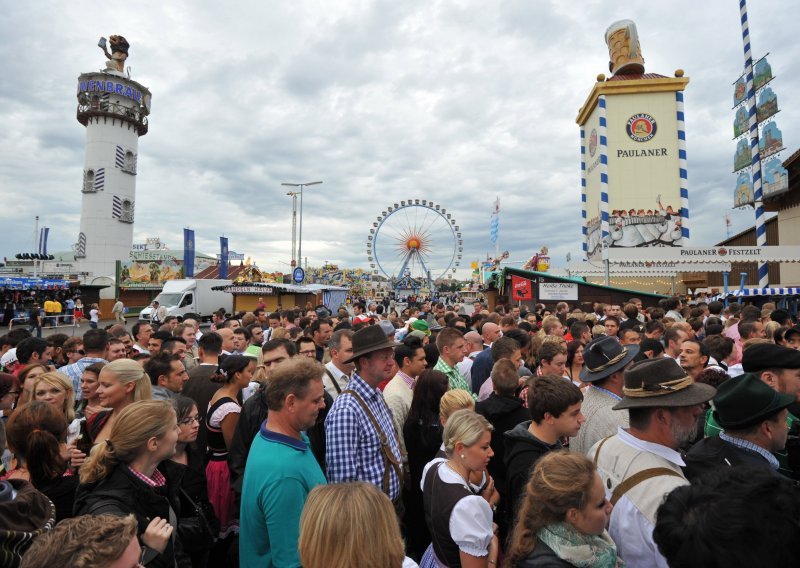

{"left": 74, "top": 35, "right": 151, "bottom": 279}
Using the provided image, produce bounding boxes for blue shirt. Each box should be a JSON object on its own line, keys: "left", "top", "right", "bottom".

{"left": 325, "top": 373, "right": 402, "bottom": 500}
{"left": 59, "top": 357, "right": 107, "bottom": 400}
{"left": 239, "top": 425, "right": 326, "bottom": 568}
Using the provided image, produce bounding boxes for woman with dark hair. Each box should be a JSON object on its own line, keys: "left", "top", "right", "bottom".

{"left": 402, "top": 369, "right": 450, "bottom": 560}
{"left": 565, "top": 340, "right": 585, "bottom": 388}
{"left": 16, "top": 363, "right": 48, "bottom": 406}
{"left": 5, "top": 401, "right": 78, "bottom": 521}
{"left": 205, "top": 354, "right": 254, "bottom": 541}
{"left": 505, "top": 451, "right": 620, "bottom": 567}
{"left": 171, "top": 395, "right": 217, "bottom": 568}
{"left": 0, "top": 373, "right": 20, "bottom": 420}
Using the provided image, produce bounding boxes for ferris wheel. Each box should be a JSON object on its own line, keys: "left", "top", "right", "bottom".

{"left": 367, "top": 199, "right": 463, "bottom": 284}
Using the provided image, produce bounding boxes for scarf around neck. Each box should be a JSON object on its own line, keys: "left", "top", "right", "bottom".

{"left": 537, "top": 522, "right": 624, "bottom": 568}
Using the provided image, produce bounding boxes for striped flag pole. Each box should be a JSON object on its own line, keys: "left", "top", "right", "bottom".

{"left": 739, "top": 0, "right": 768, "bottom": 288}
{"left": 675, "top": 92, "right": 689, "bottom": 242}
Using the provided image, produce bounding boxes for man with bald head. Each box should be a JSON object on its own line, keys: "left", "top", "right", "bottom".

{"left": 457, "top": 330, "right": 486, "bottom": 388}
{"left": 481, "top": 322, "right": 501, "bottom": 349}
{"left": 217, "top": 326, "right": 235, "bottom": 355}
{"left": 471, "top": 322, "right": 503, "bottom": 393}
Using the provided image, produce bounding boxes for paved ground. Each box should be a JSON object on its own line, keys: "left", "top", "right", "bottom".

{"left": 16, "top": 317, "right": 139, "bottom": 339}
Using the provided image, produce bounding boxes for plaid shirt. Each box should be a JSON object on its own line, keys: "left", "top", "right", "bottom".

{"left": 325, "top": 373, "right": 402, "bottom": 500}
{"left": 127, "top": 465, "right": 167, "bottom": 487}
{"left": 434, "top": 357, "right": 475, "bottom": 399}
{"left": 59, "top": 357, "right": 107, "bottom": 400}
{"left": 720, "top": 431, "right": 780, "bottom": 470}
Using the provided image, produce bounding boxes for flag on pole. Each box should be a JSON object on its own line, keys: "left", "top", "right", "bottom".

{"left": 490, "top": 197, "right": 500, "bottom": 245}
{"left": 38, "top": 227, "right": 50, "bottom": 256}
{"left": 219, "top": 236, "right": 229, "bottom": 279}
{"left": 184, "top": 229, "right": 195, "bottom": 277}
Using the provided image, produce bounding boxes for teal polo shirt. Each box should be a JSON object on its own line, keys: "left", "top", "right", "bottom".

{"left": 239, "top": 424, "right": 326, "bottom": 567}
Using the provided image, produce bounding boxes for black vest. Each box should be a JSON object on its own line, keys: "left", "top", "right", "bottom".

{"left": 423, "top": 461, "right": 476, "bottom": 567}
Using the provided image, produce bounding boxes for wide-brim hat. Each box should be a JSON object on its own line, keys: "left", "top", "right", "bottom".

{"left": 713, "top": 372, "right": 795, "bottom": 429}
{"left": 344, "top": 324, "right": 399, "bottom": 363}
{"left": 613, "top": 357, "right": 716, "bottom": 410}
{"left": 742, "top": 343, "right": 800, "bottom": 373}
{"left": 580, "top": 336, "right": 639, "bottom": 382}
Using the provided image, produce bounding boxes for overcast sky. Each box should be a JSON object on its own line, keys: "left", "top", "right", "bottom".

{"left": 1, "top": 0, "right": 797, "bottom": 279}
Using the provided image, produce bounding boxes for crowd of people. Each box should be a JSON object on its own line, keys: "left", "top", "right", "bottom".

{"left": 0, "top": 294, "right": 799, "bottom": 567}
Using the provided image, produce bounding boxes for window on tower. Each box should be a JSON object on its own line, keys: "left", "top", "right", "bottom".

{"left": 83, "top": 170, "right": 96, "bottom": 193}
{"left": 120, "top": 199, "right": 134, "bottom": 223}
{"left": 122, "top": 150, "right": 137, "bottom": 175}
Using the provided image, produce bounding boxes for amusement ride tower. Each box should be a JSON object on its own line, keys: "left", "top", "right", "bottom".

{"left": 74, "top": 35, "right": 151, "bottom": 279}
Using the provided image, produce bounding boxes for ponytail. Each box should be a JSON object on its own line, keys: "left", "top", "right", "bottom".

{"left": 5, "top": 402, "right": 68, "bottom": 489}
{"left": 79, "top": 400, "right": 176, "bottom": 485}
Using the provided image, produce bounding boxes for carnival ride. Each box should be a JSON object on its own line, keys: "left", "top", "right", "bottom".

{"left": 367, "top": 200, "right": 462, "bottom": 291}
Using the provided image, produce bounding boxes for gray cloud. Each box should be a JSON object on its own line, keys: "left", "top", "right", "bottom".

{"left": 0, "top": 0, "right": 797, "bottom": 280}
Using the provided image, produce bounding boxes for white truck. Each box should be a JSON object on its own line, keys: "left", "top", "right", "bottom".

{"left": 139, "top": 279, "right": 233, "bottom": 322}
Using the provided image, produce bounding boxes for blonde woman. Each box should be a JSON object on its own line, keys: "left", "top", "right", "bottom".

{"left": 32, "top": 371, "right": 85, "bottom": 469}
{"left": 86, "top": 359, "right": 152, "bottom": 446}
{"left": 504, "top": 451, "right": 620, "bottom": 568}
{"left": 439, "top": 389, "right": 475, "bottom": 427}
{"left": 74, "top": 400, "right": 187, "bottom": 567}
{"left": 299, "top": 482, "right": 418, "bottom": 568}
{"left": 420, "top": 409, "right": 499, "bottom": 567}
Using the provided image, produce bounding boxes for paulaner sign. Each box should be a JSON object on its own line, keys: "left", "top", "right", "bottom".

{"left": 606, "top": 246, "right": 800, "bottom": 263}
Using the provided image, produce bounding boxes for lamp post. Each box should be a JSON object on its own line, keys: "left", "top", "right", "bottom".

{"left": 281, "top": 181, "right": 322, "bottom": 267}
{"left": 286, "top": 191, "right": 299, "bottom": 267}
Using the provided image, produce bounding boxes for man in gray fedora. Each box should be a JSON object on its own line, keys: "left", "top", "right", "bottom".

{"left": 325, "top": 324, "right": 403, "bottom": 503}
{"left": 588, "top": 357, "right": 715, "bottom": 568}
{"left": 570, "top": 336, "right": 639, "bottom": 455}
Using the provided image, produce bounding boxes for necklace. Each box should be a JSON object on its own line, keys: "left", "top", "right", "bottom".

{"left": 445, "top": 460, "right": 477, "bottom": 494}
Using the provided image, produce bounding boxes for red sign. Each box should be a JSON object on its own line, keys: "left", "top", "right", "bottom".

{"left": 511, "top": 275, "right": 533, "bottom": 301}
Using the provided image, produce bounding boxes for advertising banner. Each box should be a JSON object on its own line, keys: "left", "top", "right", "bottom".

{"left": 183, "top": 228, "right": 195, "bottom": 278}
{"left": 119, "top": 259, "right": 182, "bottom": 289}
{"left": 219, "top": 237, "right": 229, "bottom": 279}
{"left": 510, "top": 275, "right": 533, "bottom": 301}
{"left": 606, "top": 246, "right": 800, "bottom": 263}
{"left": 583, "top": 91, "right": 685, "bottom": 258}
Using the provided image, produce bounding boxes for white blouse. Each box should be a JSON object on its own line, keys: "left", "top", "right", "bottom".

{"left": 421, "top": 458, "right": 494, "bottom": 558}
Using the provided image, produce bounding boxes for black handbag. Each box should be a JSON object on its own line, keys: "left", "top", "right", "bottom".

{"left": 178, "top": 487, "right": 219, "bottom": 550}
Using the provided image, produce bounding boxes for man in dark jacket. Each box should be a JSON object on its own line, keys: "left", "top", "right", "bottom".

{"left": 476, "top": 359, "right": 528, "bottom": 495}
{"left": 504, "top": 375, "right": 584, "bottom": 526}
{"left": 476, "top": 358, "right": 529, "bottom": 541}
{"left": 684, "top": 373, "right": 794, "bottom": 481}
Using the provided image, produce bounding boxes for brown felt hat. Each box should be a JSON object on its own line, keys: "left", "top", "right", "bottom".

{"left": 613, "top": 357, "right": 716, "bottom": 410}
{"left": 343, "top": 324, "right": 399, "bottom": 364}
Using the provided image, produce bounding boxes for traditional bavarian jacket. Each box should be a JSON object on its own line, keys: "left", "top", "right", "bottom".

{"left": 588, "top": 428, "right": 688, "bottom": 568}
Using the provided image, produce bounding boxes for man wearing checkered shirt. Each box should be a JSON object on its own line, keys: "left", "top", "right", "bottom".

{"left": 325, "top": 325, "right": 403, "bottom": 502}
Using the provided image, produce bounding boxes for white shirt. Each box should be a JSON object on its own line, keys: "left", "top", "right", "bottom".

{"left": 602, "top": 428, "right": 685, "bottom": 568}
{"left": 323, "top": 361, "right": 350, "bottom": 400}
{"left": 420, "top": 458, "right": 494, "bottom": 558}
